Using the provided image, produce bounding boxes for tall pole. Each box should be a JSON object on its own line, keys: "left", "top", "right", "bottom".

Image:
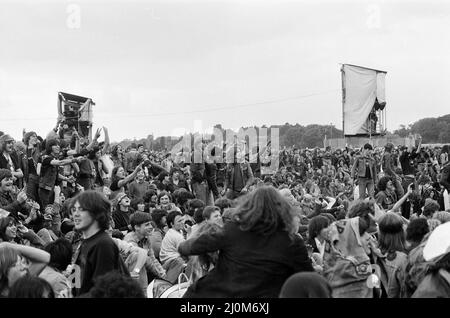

{"left": 341, "top": 66, "right": 345, "bottom": 146}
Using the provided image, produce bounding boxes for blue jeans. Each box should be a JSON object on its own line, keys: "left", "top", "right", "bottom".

{"left": 358, "top": 178, "right": 374, "bottom": 199}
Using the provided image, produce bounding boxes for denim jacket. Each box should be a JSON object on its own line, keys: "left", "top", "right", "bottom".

{"left": 351, "top": 155, "right": 377, "bottom": 182}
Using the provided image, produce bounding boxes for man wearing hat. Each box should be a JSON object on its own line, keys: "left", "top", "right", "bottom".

{"left": 0, "top": 134, "right": 24, "bottom": 188}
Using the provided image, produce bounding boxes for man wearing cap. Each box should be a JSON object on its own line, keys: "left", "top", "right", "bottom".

{"left": 351, "top": 143, "right": 377, "bottom": 199}
{"left": 0, "top": 134, "right": 24, "bottom": 188}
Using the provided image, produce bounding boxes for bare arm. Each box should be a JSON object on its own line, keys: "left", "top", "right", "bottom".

{"left": 389, "top": 184, "right": 413, "bottom": 212}
{"left": 117, "top": 163, "right": 143, "bottom": 188}
{"left": 416, "top": 136, "right": 422, "bottom": 153}
{"left": 50, "top": 157, "right": 80, "bottom": 166}
{"left": 0, "top": 242, "right": 50, "bottom": 276}
{"left": 102, "top": 126, "right": 110, "bottom": 154}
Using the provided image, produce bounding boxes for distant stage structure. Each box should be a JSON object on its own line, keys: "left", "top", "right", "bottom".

{"left": 325, "top": 64, "right": 414, "bottom": 149}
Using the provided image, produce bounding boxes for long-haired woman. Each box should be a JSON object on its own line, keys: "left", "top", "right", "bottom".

{"left": 377, "top": 212, "right": 408, "bottom": 298}
{"left": 178, "top": 186, "right": 314, "bottom": 297}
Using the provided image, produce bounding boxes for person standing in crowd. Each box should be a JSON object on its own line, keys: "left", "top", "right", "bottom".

{"left": 222, "top": 146, "right": 254, "bottom": 200}
{"left": 124, "top": 143, "right": 140, "bottom": 175}
{"left": 72, "top": 190, "right": 126, "bottom": 296}
{"left": 0, "top": 134, "right": 24, "bottom": 189}
{"left": 38, "top": 139, "right": 83, "bottom": 209}
{"left": 399, "top": 137, "right": 421, "bottom": 187}
{"left": 190, "top": 149, "right": 213, "bottom": 206}
{"left": 22, "top": 131, "right": 41, "bottom": 203}
{"left": 440, "top": 155, "right": 450, "bottom": 193}
{"left": 383, "top": 142, "right": 405, "bottom": 199}
{"left": 351, "top": 143, "right": 377, "bottom": 200}
{"left": 76, "top": 147, "right": 98, "bottom": 191}
{"left": 178, "top": 186, "right": 314, "bottom": 297}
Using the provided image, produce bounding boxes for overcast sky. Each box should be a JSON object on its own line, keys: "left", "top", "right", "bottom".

{"left": 1, "top": 0, "right": 449, "bottom": 142}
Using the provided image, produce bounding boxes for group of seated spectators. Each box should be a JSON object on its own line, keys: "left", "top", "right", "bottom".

{"left": 1, "top": 120, "right": 450, "bottom": 298}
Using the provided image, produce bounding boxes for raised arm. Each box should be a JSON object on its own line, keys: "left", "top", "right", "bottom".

{"left": 0, "top": 242, "right": 50, "bottom": 276}
{"left": 117, "top": 162, "right": 143, "bottom": 189}
{"left": 102, "top": 126, "right": 110, "bottom": 154}
{"left": 389, "top": 183, "right": 413, "bottom": 213}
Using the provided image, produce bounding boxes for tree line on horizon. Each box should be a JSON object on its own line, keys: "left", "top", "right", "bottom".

{"left": 114, "top": 114, "right": 450, "bottom": 151}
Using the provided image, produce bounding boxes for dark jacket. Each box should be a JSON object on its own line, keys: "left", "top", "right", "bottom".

{"left": 205, "top": 163, "right": 219, "bottom": 197}
{"left": 351, "top": 155, "right": 377, "bottom": 182}
{"left": 440, "top": 162, "right": 450, "bottom": 192}
{"left": 23, "top": 147, "right": 41, "bottom": 182}
{"left": 39, "top": 155, "right": 59, "bottom": 191}
{"left": 0, "top": 191, "right": 27, "bottom": 219}
{"left": 74, "top": 230, "right": 125, "bottom": 295}
{"left": 0, "top": 151, "right": 22, "bottom": 187}
{"left": 0, "top": 151, "right": 20, "bottom": 172}
{"left": 382, "top": 152, "right": 396, "bottom": 177}
{"left": 224, "top": 162, "right": 254, "bottom": 191}
{"left": 190, "top": 163, "right": 206, "bottom": 184}
{"left": 178, "top": 221, "right": 314, "bottom": 298}
{"left": 112, "top": 209, "right": 131, "bottom": 232}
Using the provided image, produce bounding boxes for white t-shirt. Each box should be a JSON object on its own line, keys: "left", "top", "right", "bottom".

{"left": 159, "top": 228, "right": 185, "bottom": 265}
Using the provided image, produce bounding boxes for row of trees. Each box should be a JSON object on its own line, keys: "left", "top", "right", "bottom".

{"left": 115, "top": 123, "right": 344, "bottom": 150}
{"left": 394, "top": 114, "right": 450, "bottom": 144}
{"left": 114, "top": 114, "right": 450, "bottom": 150}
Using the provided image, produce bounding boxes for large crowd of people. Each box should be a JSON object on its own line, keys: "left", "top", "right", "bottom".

{"left": 0, "top": 119, "right": 450, "bottom": 298}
